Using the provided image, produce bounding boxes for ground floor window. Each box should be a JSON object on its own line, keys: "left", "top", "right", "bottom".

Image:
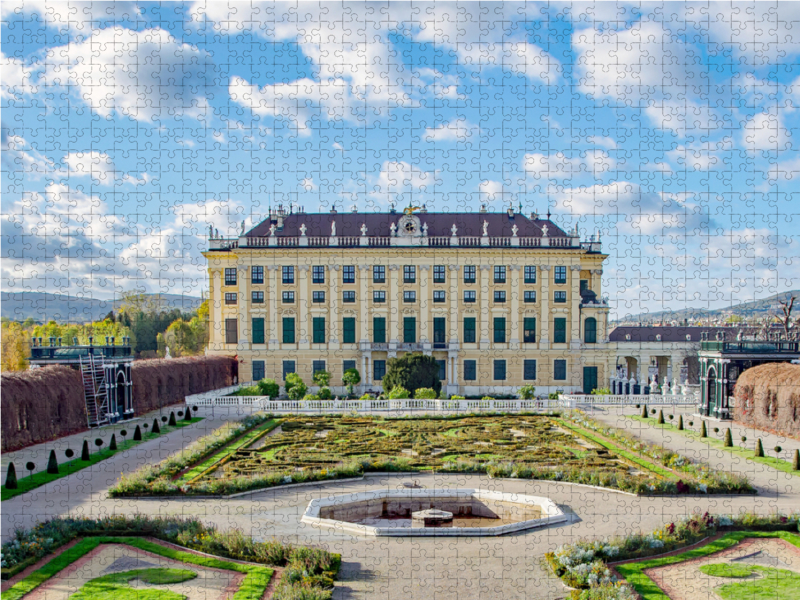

{"left": 437, "top": 359, "right": 446, "bottom": 381}
{"left": 283, "top": 360, "right": 296, "bottom": 380}
{"left": 493, "top": 359, "right": 506, "bottom": 381}
{"left": 554, "top": 359, "right": 567, "bottom": 380}
{"left": 374, "top": 360, "right": 386, "bottom": 380}
{"left": 464, "top": 360, "right": 476, "bottom": 381}
{"left": 252, "top": 360, "right": 265, "bottom": 382}
{"left": 225, "top": 318, "right": 238, "bottom": 344}
{"left": 312, "top": 360, "right": 326, "bottom": 377}
{"left": 343, "top": 360, "right": 356, "bottom": 376}
{"left": 524, "top": 359, "right": 536, "bottom": 380}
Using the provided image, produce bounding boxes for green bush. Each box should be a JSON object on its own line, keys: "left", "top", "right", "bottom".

{"left": 519, "top": 385, "right": 536, "bottom": 400}
{"left": 657, "top": 410, "right": 664, "bottom": 424}
{"left": 359, "top": 393, "right": 372, "bottom": 400}
{"left": 133, "top": 425, "right": 142, "bottom": 441}
{"left": 641, "top": 405, "right": 648, "bottom": 418}
{"left": 723, "top": 428, "right": 733, "bottom": 447}
{"left": 342, "top": 368, "right": 361, "bottom": 396}
{"left": 312, "top": 370, "right": 331, "bottom": 387}
{"left": 303, "top": 394, "right": 320, "bottom": 401}
{"left": 414, "top": 387, "right": 437, "bottom": 399}
{"left": 387, "top": 386, "right": 410, "bottom": 400}
{"left": 382, "top": 352, "right": 441, "bottom": 397}
{"left": 152, "top": 418, "right": 161, "bottom": 434}
{"left": 755, "top": 438, "right": 764, "bottom": 457}
{"left": 257, "top": 378, "right": 280, "bottom": 399}
{"left": 590, "top": 387, "right": 611, "bottom": 396}
{"left": 285, "top": 374, "right": 308, "bottom": 400}
{"left": 450, "top": 395, "right": 465, "bottom": 400}
{"left": 317, "top": 387, "right": 333, "bottom": 400}
{"left": 549, "top": 392, "right": 559, "bottom": 400}
{"left": 81, "top": 440, "right": 90, "bottom": 461}
{"left": 47, "top": 450, "right": 59, "bottom": 475}
{"left": 678, "top": 415, "right": 684, "bottom": 430}
{"left": 168, "top": 411, "right": 177, "bottom": 426}
{"left": 481, "top": 396, "right": 495, "bottom": 401}
{"left": 5, "top": 463, "right": 18, "bottom": 490}
{"left": 793, "top": 449, "right": 800, "bottom": 471}
{"left": 109, "top": 434, "right": 118, "bottom": 451}
{"left": 700, "top": 421, "right": 707, "bottom": 438}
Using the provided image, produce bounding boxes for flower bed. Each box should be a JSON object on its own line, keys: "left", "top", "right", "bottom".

{"left": 546, "top": 513, "right": 800, "bottom": 599}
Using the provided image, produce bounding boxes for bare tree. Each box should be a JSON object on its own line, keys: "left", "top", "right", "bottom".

{"left": 778, "top": 295, "right": 797, "bottom": 340}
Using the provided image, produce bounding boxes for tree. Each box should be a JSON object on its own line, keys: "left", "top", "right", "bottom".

{"left": 383, "top": 353, "right": 441, "bottom": 397}
{"left": 657, "top": 410, "right": 664, "bottom": 424}
{"left": 312, "top": 370, "right": 331, "bottom": 387}
{"left": 723, "top": 428, "right": 733, "bottom": 447}
{"left": 678, "top": 415, "right": 684, "bottom": 430}
{"left": 47, "top": 450, "right": 59, "bottom": 474}
{"left": 257, "top": 378, "right": 280, "bottom": 398}
{"left": 81, "top": 440, "right": 90, "bottom": 461}
{"left": 778, "top": 295, "right": 797, "bottom": 340}
{"left": 342, "top": 368, "right": 361, "bottom": 397}
{"left": 5, "top": 463, "right": 17, "bottom": 489}
{"left": 700, "top": 421, "right": 707, "bottom": 438}
{"left": 519, "top": 385, "right": 536, "bottom": 400}
{"left": 285, "top": 373, "right": 307, "bottom": 400}
{"left": 641, "top": 404, "right": 648, "bottom": 419}
{"left": 1, "top": 321, "right": 30, "bottom": 371}
{"left": 164, "top": 319, "right": 196, "bottom": 357}
{"left": 755, "top": 438, "right": 764, "bottom": 457}
{"left": 793, "top": 449, "right": 799, "bottom": 471}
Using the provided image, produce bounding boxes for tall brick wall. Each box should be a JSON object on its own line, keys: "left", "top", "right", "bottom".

{"left": 1, "top": 355, "right": 237, "bottom": 451}
{"left": 733, "top": 362, "right": 800, "bottom": 439}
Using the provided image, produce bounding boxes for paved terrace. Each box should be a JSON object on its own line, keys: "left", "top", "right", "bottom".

{"left": 1, "top": 409, "right": 798, "bottom": 600}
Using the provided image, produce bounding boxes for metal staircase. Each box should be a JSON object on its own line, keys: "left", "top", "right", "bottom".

{"left": 80, "top": 354, "right": 109, "bottom": 427}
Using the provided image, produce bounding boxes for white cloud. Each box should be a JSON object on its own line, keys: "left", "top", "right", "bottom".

{"left": 742, "top": 112, "right": 792, "bottom": 151}
{"left": 44, "top": 27, "right": 215, "bottom": 123}
{"left": 666, "top": 137, "right": 733, "bottom": 171}
{"left": 367, "top": 161, "right": 438, "bottom": 205}
{"left": 523, "top": 150, "right": 615, "bottom": 179}
{"left": 302, "top": 178, "right": 316, "bottom": 191}
{"left": 587, "top": 136, "right": 617, "bottom": 149}
{"left": 333, "top": 142, "right": 344, "bottom": 151}
{"left": 63, "top": 152, "right": 116, "bottom": 183}
{"left": 478, "top": 180, "right": 514, "bottom": 204}
{"left": 644, "top": 99, "right": 721, "bottom": 137}
{"left": 423, "top": 119, "right": 478, "bottom": 143}
{"left": 0, "top": 52, "right": 39, "bottom": 98}
{"left": 1, "top": 1, "right": 141, "bottom": 32}
{"left": 1, "top": 132, "right": 53, "bottom": 179}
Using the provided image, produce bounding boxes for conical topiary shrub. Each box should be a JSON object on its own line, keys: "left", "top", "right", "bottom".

{"left": 152, "top": 418, "right": 160, "bottom": 434}
{"left": 793, "top": 449, "right": 799, "bottom": 471}
{"left": 678, "top": 415, "right": 684, "bottom": 430}
{"left": 5, "top": 463, "right": 18, "bottom": 489}
{"left": 755, "top": 438, "right": 764, "bottom": 458}
{"left": 109, "top": 434, "right": 118, "bottom": 451}
{"left": 700, "top": 421, "right": 707, "bottom": 438}
{"left": 184, "top": 407, "right": 192, "bottom": 421}
{"left": 81, "top": 440, "right": 90, "bottom": 461}
{"left": 133, "top": 424, "right": 142, "bottom": 441}
{"left": 657, "top": 410, "right": 665, "bottom": 425}
{"left": 723, "top": 428, "right": 733, "bottom": 448}
{"left": 47, "top": 449, "right": 59, "bottom": 474}
{"left": 168, "top": 411, "right": 177, "bottom": 427}
{"left": 641, "top": 404, "right": 648, "bottom": 418}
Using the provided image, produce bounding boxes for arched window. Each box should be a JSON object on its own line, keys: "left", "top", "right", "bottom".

{"left": 584, "top": 317, "right": 597, "bottom": 343}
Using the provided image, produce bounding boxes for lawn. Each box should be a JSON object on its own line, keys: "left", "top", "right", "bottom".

{"left": 2, "top": 417, "right": 203, "bottom": 501}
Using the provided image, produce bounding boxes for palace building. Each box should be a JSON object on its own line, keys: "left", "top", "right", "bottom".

{"left": 204, "top": 206, "right": 612, "bottom": 396}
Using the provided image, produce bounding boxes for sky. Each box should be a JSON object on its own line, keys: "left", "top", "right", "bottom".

{"left": 2, "top": 1, "right": 799, "bottom": 320}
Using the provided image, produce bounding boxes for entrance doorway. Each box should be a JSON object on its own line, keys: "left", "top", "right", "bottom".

{"left": 583, "top": 367, "right": 598, "bottom": 394}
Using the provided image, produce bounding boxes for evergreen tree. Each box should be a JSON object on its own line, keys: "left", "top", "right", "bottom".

{"left": 168, "top": 411, "right": 177, "bottom": 426}
{"left": 109, "top": 434, "right": 118, "bottom": 451}
{"left": 657, "top": 410, "right": 665, "bottom": 424}
{"left": 81, "top": 440, "right": 90, "bottom": 461}
{"left": 793, "top": 449, "right": 799, "bottom": 471}
{"left": 383, "top": 353, "right": 442, "bottom": 398}
{"left": 723, "top": 428, "right": 733, "bottom": 447}
{"left": 47, "top": 449, "right": 59, "bottom": 474}
{"left": 184, "top": 407, "right": 192, "bottom": 421}
{"left": 700, "top": 421, "right": 707, "bottom": 438}
{"left": 152, "top": 418, "right": 161, "bottom": 434}
{"left": 641, "top": 404, "right": 648, "bottom": 418}
{"left": 5, "top": 463, "right": 18, "bottom": 489}
{"left": 678, "top": 415, "right": 684, "bottom": 430}
{"left": 133, "top": 425, "right": 142, "bottom": 441}
{"left": 755, "top": 438, "right": 764, "bottom": 458}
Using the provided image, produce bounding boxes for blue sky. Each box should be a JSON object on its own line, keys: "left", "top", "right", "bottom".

{"left": 2, "top": 1, "right": 799, "bottom": 319}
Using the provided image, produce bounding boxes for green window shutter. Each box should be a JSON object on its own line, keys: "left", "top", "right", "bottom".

{"left": 433, "top": 317, "right": 446, "bottom": 344}
{"left": 282, "top": 317, "right": 295, "bottom": 344}
{"left": 493, "top": 317, "right": 506, "bottom": 343}
{"left": 523, "top": 317, "right": 536, "bottom": 343}
{"left": 584, "top": 317, "right": 597, "bottom": 344}
{"left": 463, "top": 317, "right": 476, "bottom": 343}
{"left": 403, "top": 317, "right": 416, "bottom": 343}
{"left": 252, "top": 318, "right": 265, "bottom": 344}
{"left": 373, "top": 317, "right": 386, "bottom": 343}
{"left": 554, "top": 318, "right": 566, "bottom": 343}
{"left": 343, "top": 317, "right": 356, "bottom": 344}
{"left": 313, "top": 317, "right": 326, "bottom": 344}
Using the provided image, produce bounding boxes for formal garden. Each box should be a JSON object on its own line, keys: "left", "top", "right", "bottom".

{"left": 0, "top": 515, "right": 339, "bottom": 600}
{"left": 108, "top": 411, "right": 754, "bottom": 498}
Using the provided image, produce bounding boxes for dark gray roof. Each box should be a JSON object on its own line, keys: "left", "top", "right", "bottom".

{"left": 609, "top": 326, "right": 758, "bottom": 343}
{"left": 246, "top": 212, "right": 569, "bottom": 239}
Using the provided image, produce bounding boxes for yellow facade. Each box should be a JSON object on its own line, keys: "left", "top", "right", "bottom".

{"left": 204, "top": 209, "right": 612, "bottom": 396}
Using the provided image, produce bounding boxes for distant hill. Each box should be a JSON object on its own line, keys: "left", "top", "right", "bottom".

{"left": 1, "top": 292, "right": 203, "bottom": 323}
{"left": 614, "top": 290, "right": 800, "bottom": 325}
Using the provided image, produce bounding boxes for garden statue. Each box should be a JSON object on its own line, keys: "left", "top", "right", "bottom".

{"left": 361, "top": 223, "right": 368, "bottom": 236}
{"left": 165, "top": 346, "right": 172, "bottom": 359}
{"left": 390, "top": 222, "right": 397, "bottom": 236}
{"left": 299, "top": 223, "right": 307, "bottom": 236}
{"left": 541, "top": 224, "right": 548, "bottom": 237}
{"left": 421, "top": 223, "right": 428, "bottom": 236}
{"left": 331, "top": 220, "right": 336, "bottom": 236}
{"left": 269, "top": 224, "right": 276, "bottom": 236}
{"left": 451, "top": 223, "right": 458, "bottom": 236}
{"left": 511, "top": 224, "right": 518, "bottom": 236}
{"left": 482, "top": 220, "right": 489, "bottom": 236}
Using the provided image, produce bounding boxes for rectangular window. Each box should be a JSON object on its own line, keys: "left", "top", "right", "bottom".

{"left": 463, "top": 265, "right": 476, "bottom": 284}
{"left": 373, "top": 290, "right": 386, "bottom": 303}
{"left": 524, "top": 290, "right": 536, "bottom": 303}
{"left": 312, "top": 317, "right": 326, "bottom": 344}
{"left": 433, "top": 265, "right": 446, "bottom": 283}
{"left": 252, "top": 360, "right": 265, "bottom": 382}
{"left": 403, "top": 317, "right": 416, "bottom": 343}
{"left": 524, "top": 359, "right": 537, "bottom": 380}
{"left": 494, "top": 359, "right": 506, "bottom": 381}
{"left": 494, "top": 290, "right": 506, "bottom": 303}
{"left": 342, "top": 265, "right": 355, "bottom": 284}
{"left": 433, "top": 290, "right": 446, "bottom": 303}
{"left": 437, "top": 359, "right": 446, "bottom": 381}
{"left": 224, "top": 268, "right": 237, "bottom": 286}
{"left": 225, "top": 292, "right": 237, "bottom": 305}
{"left": 463, "top": 317, "right": 476, "bottom": 343}
{"left": 373, "top": 360, "right": 386, "bottom": 381}
{"left": 312, "top": 291, "right": 325, "bottom": 303}
{"left": 554, "top": 265, "right": 567, "bottom": 284}
{"left": 463, "top": 290, "right": 476, "bottom": 303}
{"left": 342, "top": 290, "right": 356, "bottom": 303}
{"left": 524, "top": 265, "right": 536, "bottom": 284}
{"left": 523, "top": 317, "right": 536, "bottom": 343}
{"left": 580, "top": 279, "right": 588, "bottom": 293}
{"left": 282, "top": 291, "right": 295, "bottom": 304}
{"left": 282, "top": 317, "right": 295, "bottom": 344}
{"left": 252, "top": 317, "right": 265, "bottom": 344}
{"left": 464, "top": 360, "right": 476, "bottom": 381}
{"left": 554, "top": 290, "right": 567, "bottom": 303}
{"left": 225, "top": 318, "right": 238, "bottom": 344}
{"left": 404, "top": 265, "right": 416, "bottom": 283}
{"left": 493, "top": 317, "right": 506, "bottom": 343}
{"left": 282, "top": 360, "right": 296, "bottom": 380}
{"left": 373, "top": 317, "right": 386, "bottom": 343}
{"left": 554, "top": 318, "right": 566, "bottom": 344}
{"left": 342, "top": 317, "right": 356, "bottom": 344}
{"left": 312, "top": 360, "right": 326, "bottom": 376}
{"left": 554, "top": 359, "right": 567, "bottom": 380}
{"left": 494, "top": 265, "right": 506, "bottom": 283}
{"left": 312, "top": 265, "right": 325, "bottom": 284}
{"left": 251, "top": 291, "right": 264, "bottom": 304}
{"left": 433, "top": 317, "right": 446, "bottom": 346}
{"left": 282, "top": 266, "right": 294, "bottom": 284}
{"left": 404, "top": 291, "right": 416, "bottom": 303}
{"left": 373, "top": 265, "right": 385, "bottom": 283}
{"left": 343, "top": 360, "right": 356, "bottom": 376}
{"left": 251, "top": 266, "right": 264, "bottom": 285}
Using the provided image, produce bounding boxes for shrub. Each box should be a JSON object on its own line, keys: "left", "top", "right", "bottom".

{"left": 25, "top": 462, "right": 35, "bottom": 473}
{"left": 387, "top": 386, "right": 410, "bottom": 400}
{"left": 318, "top": 387, "right": 333, "bottom": 400}
{"left": 133, "top": 425, "right": 142, "bottom": 441}
{"left": 657, "top": 410, "right": 664, "bottom": 424}
{"left": 793, "top": 449, "right": 799, "bottom": 471}
{"left": 678, "top": 415, "right": 684, "bottom": 430}
{"left": 312, "top": 370, "right": 331, "bottom": 387}
{"left": 414, "top": 387, "right": 437, "bottom": 400}
{"left": 152, "top": 418, "right": 161, "bottom": 434}
{"left": 700, "top": 421, "right": 707, "bottom": 438}
{"left": 109, "top": 434, "right": 118, "bottom": 451}
{"left": 450, "top": 395, "right": 465, "bottom": 400}
{"left": 65, "top": 449, "right": 74, "bottom": 458}
{"left": 95, "top": 438, "right": 103, "bottom": 448}
{"left": 257, "top": 378, "right": 280, "bottom": 398}
{"left": 774, "top": 446, "right": 782, "bottom": 454}
{"left": 549, "top": 392, "right": 559, "bottom": 400}
{"left": 184, "top": 407, "right": 192, "bottom": 421}
{"left": 303, "top": 394, "right": 320, "bottom": 401}
{"left": 169, "top": 411, "right": 177, "bottom": 426}
{"left": 81, "top": 440, "right": 90, "bottom": 461}
{"left": 285, "top": 373, "right": 307, "bottom": 400}
{"left": 383, "top": 352, "right": 441, "bottom": 398}
{"left": 342, "top": 368, "right": 361, "bottom": 397}
{"left": 5, "top": 463, "right": 18, "bottom": 489}
{"left": 519, "top": 385, "right": 536, "bottom": 400}
{"left": 755, "top": 438, "right": 764, "bottom": 457}
{"left": 641, "top": 405, "right": 648, "bottom": 418}
{"left": 723, "top": 428, "right": 732, "bottom": 447}
{"left": 47, "top": 450, "right": 59, "bottom": 475}
{"left": 482, "top": 396, "right": 495, "bottom": 401}
{"left": 590, "top": 387, "right": 611, "bottom": 395}
{"left": 359, "top": 393, "right": 372, "bottom": 400}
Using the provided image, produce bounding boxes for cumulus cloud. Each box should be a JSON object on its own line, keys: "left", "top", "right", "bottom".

{"left": 63, "top": 152, "right": 117, "bottom": 183}
{"left": 742, "top": 112, "right": 793, "bottom": 151}
{"left": 0, "top": 52, "right": 39, "bottom": 98}
{"left": 523, "top": 150, "right": 615, "bottom": 180}
{"left": 423, "top": 119, "right": 478, "bottom": 143}
{"left": 1, "top": 0, "right": 141, "bottom": 32}
{"left": 367, "top": 161, "right": 438, "bottom": 205}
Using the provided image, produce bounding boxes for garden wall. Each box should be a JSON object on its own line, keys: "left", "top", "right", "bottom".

{"left": 733, "top": 362, "right": 800, "bottom": 439}
{"left": 1, "top": 355, "right": 237, "bottom": 451}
